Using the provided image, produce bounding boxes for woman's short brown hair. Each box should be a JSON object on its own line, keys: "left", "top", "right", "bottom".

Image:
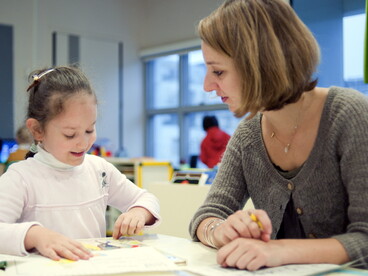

{"left": 198, "top": 0, "right": 320, "bottom": 118}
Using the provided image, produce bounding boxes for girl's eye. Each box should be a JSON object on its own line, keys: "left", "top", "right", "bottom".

{"left": 213, "top": 70, "right": 223, "bottom": 76}
{"left": 65, "top": 134, "right": 75, "bottom": 139}
{"left": 86, "top": 129, "right": 94, "bottom": 134}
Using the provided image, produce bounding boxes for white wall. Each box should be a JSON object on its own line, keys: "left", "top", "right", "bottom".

{"left": 0, "top": 0, "right": 34, "bottom": 132}
{"left": 0, "top": 0, "right": 226, "bottom": 158}
{"left": 138, "top": 0, "right": 289, "bottom": 50}
{"left": 0, "top": 0, "right": 145, "bottom": 156}
{"left": 138, "top": 0, "right": 224, "bottom": 49}
{"left": 36, "top": 0, "right": 146, "bottom": 156}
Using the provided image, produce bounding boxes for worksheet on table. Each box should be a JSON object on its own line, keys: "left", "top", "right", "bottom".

{"left": 5, "top": 247, "right": 178, "bottom": 276}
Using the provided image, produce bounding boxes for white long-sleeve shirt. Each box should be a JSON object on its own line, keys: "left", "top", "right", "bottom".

{"left": 0, "top": 148, "right": 160, "bottom": 256}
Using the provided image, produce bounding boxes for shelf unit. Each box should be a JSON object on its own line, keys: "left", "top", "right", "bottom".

{"left": 103, "top": 157, "right": 173, "bottom": 235}
{"left": 103, "top": 157, "right": 173, "bottom": 188}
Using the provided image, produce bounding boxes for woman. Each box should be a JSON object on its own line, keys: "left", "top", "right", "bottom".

{"left": 189, "top": 0, "right": 368, "bottom": 271}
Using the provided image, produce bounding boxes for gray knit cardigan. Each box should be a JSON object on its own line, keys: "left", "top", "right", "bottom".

{"left": 189, "top": 87, "right": 368, "bottom": 267}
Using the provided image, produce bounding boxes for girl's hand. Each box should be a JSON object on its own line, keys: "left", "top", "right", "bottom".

{"left": 112, "top": 207, "right": 154, "bottom": 239}
{"left": 217, "top": 238, "right": 281, "bottom": 271}
{"left": 214, "top": 210, "right": 272, "bottom": 247}
{"left": 24, "top": 225, "right": 93, "bottom": 261}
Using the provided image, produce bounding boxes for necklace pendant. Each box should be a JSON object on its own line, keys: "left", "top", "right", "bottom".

{"left": 271, "top": 132, "right": 275, "bottom": 138}
{"left": 284, "top": 144, "right": 290, "bottom": 153}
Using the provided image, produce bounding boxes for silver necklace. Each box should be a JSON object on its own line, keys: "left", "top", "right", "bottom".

{"left": 268, "top": 95, "right": 305, "bottom": 154}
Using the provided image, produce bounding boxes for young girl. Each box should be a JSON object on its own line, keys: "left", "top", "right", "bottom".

{"left": 0, "top": 66, "right": 161, "bottom": 261}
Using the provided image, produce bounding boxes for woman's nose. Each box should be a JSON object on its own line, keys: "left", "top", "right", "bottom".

{"left": 203, "top": 73, "right": 217, "bottom": 92}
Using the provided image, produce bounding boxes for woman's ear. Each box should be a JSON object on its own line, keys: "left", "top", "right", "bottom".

{"left": 26, "top": 118, "right": 43, "bottom": 142}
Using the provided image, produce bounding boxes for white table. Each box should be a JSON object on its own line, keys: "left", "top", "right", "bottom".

{"left": 0, "top": 234, "right": 366, "bottom": 276}
{"left": 0, "top": 234, "right": 215, "bottom": 276}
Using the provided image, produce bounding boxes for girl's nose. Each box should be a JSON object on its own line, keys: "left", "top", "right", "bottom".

{"left": 77, "top": 135, "right": 89, "bottom": 150}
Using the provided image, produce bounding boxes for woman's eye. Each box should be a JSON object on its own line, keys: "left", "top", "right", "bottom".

{"left": 213, "top": 70, "right": 223, "bottom": 76}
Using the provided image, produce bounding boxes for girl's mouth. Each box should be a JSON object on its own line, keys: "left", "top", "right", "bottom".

{"left": 221, "top": 97, "right": 228, "bottom": 103}
{"left": 71, "top": 151, "right": 84, "bottom": 157}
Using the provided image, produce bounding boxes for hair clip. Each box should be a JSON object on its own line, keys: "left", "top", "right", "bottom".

{"left": 27, "top": 68, "right": 55, "bottom": 92}
{"left": 32, "top": 75, "right": 39, "bottom": 81}
{"left": 32, "top": 68, "right": 55, "bottom": 81}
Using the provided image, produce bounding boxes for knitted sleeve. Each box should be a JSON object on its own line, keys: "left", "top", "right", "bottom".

{"left": 189, "top": 119, "right": 253, "bottom": 240}
{"left": 328, "top": 88, "right": 368, "bottom": 267}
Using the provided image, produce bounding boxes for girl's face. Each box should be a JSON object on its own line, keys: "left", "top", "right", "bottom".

{"left": 202, "top": 42, "right": 242, "bottom": 113}
{"left": 39, "top": 93, "right": 97, "bottom": 166}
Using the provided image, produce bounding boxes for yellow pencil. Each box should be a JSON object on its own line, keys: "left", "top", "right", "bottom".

{"left": 250, "top": 213, "right": 264, "bottom": 231}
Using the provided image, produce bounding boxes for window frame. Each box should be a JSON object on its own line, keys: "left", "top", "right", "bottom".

{"left": 143, "top": 46, "right": 230, "bottom": 166}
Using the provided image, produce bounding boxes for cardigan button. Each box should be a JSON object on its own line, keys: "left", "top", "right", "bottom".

{"left": 296, "top": 207, "right": 303, "bottom": 215}
{"left": 287, "top": 182, "right": 294, "bottom": 191}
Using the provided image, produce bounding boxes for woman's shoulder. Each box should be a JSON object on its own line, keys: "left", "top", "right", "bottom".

{"left": 328, "top": 86, "right": 368, "bottom": 108}
{"left": 230, "top": 114, "right": 262, "bottom": 146}
{"left": 322, "top": 86, "right": 368, "bottom": 132}
{"left": 235, "top": 114, "right": 261, "bottom": 134}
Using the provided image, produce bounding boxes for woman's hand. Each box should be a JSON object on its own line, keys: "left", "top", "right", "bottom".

{"left": 24, "top": 225, "right": 93, "bottom": 261}
{"left": 214, "top": 210, "right": 272, "bottom": 247}
{"left": 112, "top": 207, "right": 154, "bottom": 239}
{"left": 217, "top": 238, "right": 282, "bottom": 271}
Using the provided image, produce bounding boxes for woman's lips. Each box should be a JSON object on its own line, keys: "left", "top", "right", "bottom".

{"left": 221, "top": 97, "right": 228, "bottom": 103}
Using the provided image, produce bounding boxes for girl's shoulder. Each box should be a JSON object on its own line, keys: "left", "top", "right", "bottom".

{"left": 83, "top": 154, "right": 119, "bottom": 172}
{"left": 84, "top": 154, "right": 113, "bottom": 166}
{"left": 0, "top": 158, "right": 40, "bottom": 185}
{"left": 5, "top": 157, "right": 37, "bottom": 171}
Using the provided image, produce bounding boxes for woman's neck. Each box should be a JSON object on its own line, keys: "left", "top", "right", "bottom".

{"left": 262, "top": 92, "right": 309, "bottom": 137}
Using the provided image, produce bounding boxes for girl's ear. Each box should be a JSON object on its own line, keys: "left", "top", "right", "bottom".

{"left": 26, "top": 118, "right": 44, "bottom": 142}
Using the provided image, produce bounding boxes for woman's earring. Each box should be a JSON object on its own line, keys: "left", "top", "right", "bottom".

{"left": 30, "top": 142, "right": 38, "bottom": 153}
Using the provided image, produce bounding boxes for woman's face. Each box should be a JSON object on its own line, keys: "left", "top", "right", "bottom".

{"left": 202, "top": 42, "right": 242, "bottom": 113}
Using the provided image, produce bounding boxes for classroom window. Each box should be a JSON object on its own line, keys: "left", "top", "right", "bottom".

{"left": 148, "top": 114, "right": 179, "bottom": 165}
{"left": 186, "top": 111, "right": 241, "bottom": 168}
{"left": 144, "top": 48, "right": 241, "bottom": 168}
{"left": 343, "top": 13, "right": 368, "bottom": 94}
{"left": 147, "top": 54, "right": 179, "bottom": 109}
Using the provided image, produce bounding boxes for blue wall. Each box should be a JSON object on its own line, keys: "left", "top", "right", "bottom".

{"left": 294, "top": 0, "right": 344, "bottom": 87}
{"left": 293, "top": 0, "right": 366, "bottom": 88}
{"left": 0, "top": 24, "right": 14, "bottom": 138}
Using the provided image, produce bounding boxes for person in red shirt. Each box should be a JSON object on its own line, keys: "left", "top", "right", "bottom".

{"left": 200, "top": 116, "right": 230, "bottom": 168}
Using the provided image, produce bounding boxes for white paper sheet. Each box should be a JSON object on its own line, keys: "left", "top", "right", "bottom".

{"left": 185, "top": 263, "right": 342, "bottom": 276}
{"left": 6, "top": 247, "right": 178, "bottom": 276}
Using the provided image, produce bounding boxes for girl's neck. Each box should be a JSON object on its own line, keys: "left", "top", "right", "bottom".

{"left": 34, "top": 144, "right": 75, "bottom": 170}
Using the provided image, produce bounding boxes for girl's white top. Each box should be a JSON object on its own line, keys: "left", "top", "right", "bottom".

{"left": 0, "top": 146, "right": 161, "bottom": 256}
